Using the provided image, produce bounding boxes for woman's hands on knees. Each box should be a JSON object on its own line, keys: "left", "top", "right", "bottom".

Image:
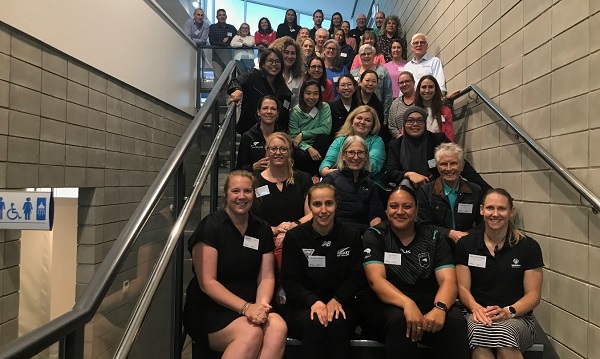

{"left": 245, "top": 302, "right": 272, "bottom": 325}
{"left": 310, "top": 301, "right": 328, "bottom": 326}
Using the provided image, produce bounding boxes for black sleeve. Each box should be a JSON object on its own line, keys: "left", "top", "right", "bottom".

{"left": 433, "top": 228, "right": 455, "bottom": 269}
{"left": 334, "top": 229, "right": 365, "bottom": 304}
{"left": 235, "top": 133, "right": 253, "bottom": 171}
{"left": 461, "top": 160, "right": 491, "bottom": 194}
{"left": 522, "top": 237, "right": 544, "bottom": 270}
{"left": 228, "top": 68, "right": 256, "bottom": 94}
{"left": 281, "top": 227, "right": 321, "bottom": 307}
{"left": 187, "top": 213, "right": 219, "bottom": 253}
{"left": 385, "top": 138, "right": 406, "bottom": 185}
{"left": 454, "top": 232, "right": 475, "bottom": 265}
{"left": 417, "top": 184, "right": 451, "bottom": 240}
{"left": 362, "top": 226, "right": 385, "bottom": 264}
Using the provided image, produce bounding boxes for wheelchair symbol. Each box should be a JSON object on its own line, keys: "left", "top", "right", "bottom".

{"left": 7, "top": 203, "right": 22, "bottom": 220}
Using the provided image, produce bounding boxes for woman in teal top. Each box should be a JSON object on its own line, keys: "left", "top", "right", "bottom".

{"left": 319, "top": 105, "right": 385, "bottom": 187}
{"left": 289, "top": 80, "right": 332, "bottom": 175}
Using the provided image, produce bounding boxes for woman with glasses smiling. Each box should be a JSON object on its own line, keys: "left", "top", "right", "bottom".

{"left": 228, "top": 49, "right": 292, "bottom": 134}
{"left": 252, "top": 132, "right": 312, "bottom": 292}
{"left": 386, "top": 106, "right": 490, "bottom": 192}
{"left": 322, "top": 136, "right": 385, "bottom": 234}
{"left": 388, "top": 71, "right": 416, "bottom": 138}
{"left": 305, "top": 56, "right": 334, "bottom": 103}
{"left": 322, "top": 39, "right": 349, "bottom": 99}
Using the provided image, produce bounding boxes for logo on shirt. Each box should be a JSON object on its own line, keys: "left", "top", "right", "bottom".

{"left": 364, "top": 248, "right": 372, "bottom": 259}
{"left": 322, "top": 241, "right": 332, "bottom": 247}
{"left": 511, "top": 258, "right": 521, "bottom": 268}
{"left": 302, "top": 249, "right": 315, "bottom": 258}
{"left": 250, "top": 142, "right": 262, "bottom": 149}
{"left": 418, "top": 253, "right": 431, "bottom": 269}
{"left": 337, "top": 247, "right": 350, "bottom": 257}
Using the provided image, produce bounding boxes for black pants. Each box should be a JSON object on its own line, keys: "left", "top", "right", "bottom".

{"left": 286, "top": 305, "right": 357, "bottom": 359}
{"left": 360, "top": 298, "right": 470, "bottom": 359}
{"left": 293, "top": 134, "right": 331, "bottom": 175}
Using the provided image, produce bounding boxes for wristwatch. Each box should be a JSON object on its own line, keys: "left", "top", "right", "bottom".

{"left": 505, "top": 305, "right": 517, "bottom": 318}
{"left": 434, "top": 301, "right": 448, "bottom": 312}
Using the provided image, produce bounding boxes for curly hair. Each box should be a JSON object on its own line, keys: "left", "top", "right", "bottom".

{"left": 269, "top": 36, "right": 304, "bottom": 78}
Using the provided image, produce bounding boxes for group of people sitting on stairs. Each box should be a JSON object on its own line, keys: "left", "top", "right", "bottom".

{"left": 183, "top": 7, "right": 545, "bottom": 359}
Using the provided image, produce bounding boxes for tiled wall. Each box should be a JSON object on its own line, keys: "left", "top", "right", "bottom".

{"left": 362, "top": 0, "right": 600, "bottom": 357}
{"left": 0, "top": 22, "right": 197, "bottom": 358}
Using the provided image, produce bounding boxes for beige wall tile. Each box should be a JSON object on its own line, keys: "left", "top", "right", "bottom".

{"left": 480, "top": 123, "right": 500, "bottom": 149}
{"left": 590, "top": 286, "right": 600, "bottom": 326}
{"left": 500, "top": 0, "right": 520, "bottom": 15}
{"left": 10, "top": 58, "right": 41, "bottom": 91}
{"left": 591, "top": 12, "right": 600, "bottom": 52}
{"left": 523, "top": 75, "right": 551, "bottom": 113}
{"left": 551, "top": 205, "right": 589, "bottom": 243}
{"left": 549, "top": 239, "right": 588, "bottom": 279}
{"left": 455, "top": 27, "right": 468, "bottom": 55}
{"left": 0, "top": 27, "right": 10, "bottom": 55}
{"left": 524, "top": 9, "right": 551, "bottom": 53}
{"left": 522, "top": 171, "right": 551, "bottom": 202}
{"left": 523, "top": 42, "right": 552, "bottom": 83}
{"left": 589, "top": 212, "right": 600, "bottom": 247}
{"left": 41, "top": 47, "right": 67, "bottom": 77}
{"left": 478, "top": 147, "right": 499, "bottom": 173}
{"left": 589, "top": 324, "right": 600, "bottom": 359}
{"left": 9, "top": 84, "right": 41, "bottom": 116}
{"left": 550, "top": 94, "right": 589, "bottom": 136}
{"left": 552, "top": 20, "right": 590, "bottom": 70}
{"left": 549, "top": 338, "right": 585, "bottom": 359}
{"left": 500, "top": 60, "right": 523, "bottom": 93}
{"left": 551, "top": 56, "right": 589, "bottom": 103}
{"left": 524, "top": 0, "right": 553, "bottom": 24}
{"left": 481, "top": 20, "right": 500, "bottom": 55}
{"left": 590, "top": 246, "right": 600, "bottom": 287}
{"left": 501, "top": 2, "right": 523, "bottom": 41}
{"left": 549, "top": 131, "right": 588, "bottom": 168}
{"left": 6, "top": 163, "right": 38, "bottom": 188}
{"left": 520, "top": 106, "right": 551, "bottom": 140}
{"left": 498, "top": 86, "right": 522, "bottom": 117}
{"left": 482, "top": 0, "right": 500, "bottom": 31}
{"left": 590, "top": 51, "right": 600, "bottom": 91}
{"left": 550, "top": 272, "right": 589, "bottom": 319}
{"left": 550, "top": 169, "right": 590, "bottom": 206}
{"left": 520, "top": 202, "right": 551, "bottom": 235}
{"left": 10, "top": 33, "right": 41, "bottom": 67}
{"left": 67, "top": 60, "right": 88, "bottom": 86}
{"left": 498, "top": 143, "right": 522, "bottom": 171}
{"left": 501, "top": 30, "right": 523, "bottom": 68}
{"left": 590, "top": 90, "right": 600, "bottom": 129}
{"left": 551, "top": 0, "right": 589, "bottom": 36}
{"left": 535, "top": 299, "right": 551, "bottom": 328}
{"left": 481, "top": 46, "right": 501, "bottom": 79}
{"left": 498, "top": 172, "right": 522, "bottom": 198}
{"left": 0, "top": 54, "right": 8, "bottom": 81}
{"left": 41, "top": 70, "right": 67, "bottom": 99}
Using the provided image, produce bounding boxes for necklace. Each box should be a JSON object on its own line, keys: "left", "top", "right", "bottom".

{"left": 485, "top": 233, "right": 506, "bottom": 254}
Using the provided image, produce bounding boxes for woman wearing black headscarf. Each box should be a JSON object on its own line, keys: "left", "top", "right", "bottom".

{"left": 385, "top": 106, "right": 490, "bottom": 192}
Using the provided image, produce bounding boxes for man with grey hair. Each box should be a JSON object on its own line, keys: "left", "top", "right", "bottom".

{"left": 373, "top": 11, "right": 385, "bottom": 36}
{"left": 314, "top": 28, "right": 329, "bottom": 57}
{"left": 404, "top": 33, "right": 447, "bottom": 95}
{"left": 183, "top": 8, "right": 210, "bottom": 46}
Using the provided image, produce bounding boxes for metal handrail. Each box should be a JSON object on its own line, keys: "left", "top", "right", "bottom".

{"left": 457, "top": 84, "right": 600, "bottom": 214}
{"left": 113, "top": 102, "right": 236, "bottom": 358}
{"left": 0, "top": 60, "right": 239, "bottom": 359}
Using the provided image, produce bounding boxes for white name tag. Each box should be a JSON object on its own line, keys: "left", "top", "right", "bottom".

{"left": 283, "top": 99, "right": 290, "bottom": 109}
{"left": 255, "top": 185, "right": 270, "bottom": 197}
{"left": 354, "top": 76, "right": 360, "bottom": 82}
{"left": 243, "top": 235, "right": 260, "bottom": 250}
{"left": 321, "top": 86, "right": 326, "bottom": 91}
{"left": 227, "top": 32, "right": 233, "bottom": 37}
{"left": 428, "top": 159, "right": 437, "bottom": 168}
{"left": 341, "top": 52, "right": 347, "bottom": 58}
{"left": 468, "top": 254, "right": 487, "bottom": 268}
{"left": 194, "top": 29, "right": 201, "bottom": 35}
{"left": 397, "top": 66, "right": 403, "bottom": 72}
{"left": 308, "top": 255, "right": 326, "bottom": 267}
{"left": 308, "top": 107, "right": 319, "bottom": 118}
{"left": 333, "top": 76, "right": 340, "bottom": 83}
{"left": 457, "top": 203, "right": 473, "bottom": 214}
{"left": 384, "top": 252, "right": 401, "bottom": 265}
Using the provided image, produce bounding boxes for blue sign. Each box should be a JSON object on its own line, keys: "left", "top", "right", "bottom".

{"left": 0, "top": 191, "right": 54, "bottom": 230}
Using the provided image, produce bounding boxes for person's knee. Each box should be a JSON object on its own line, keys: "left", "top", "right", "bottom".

{"left": 497, "top": 347, "right": 523, "bottom": 359}
{"left": 267, "top": 314, "right": 288, "bottom": 339}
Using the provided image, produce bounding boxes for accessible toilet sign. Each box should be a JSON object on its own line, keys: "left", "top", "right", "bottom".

{"left": 0, "top": 191, "right": 54, "bottom": 230}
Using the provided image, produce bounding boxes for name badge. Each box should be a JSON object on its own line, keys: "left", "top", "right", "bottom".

{"left": 428, "top": 159, "right": 437, "bottom": 168}
{"left": 333, "top": 76, "right": 340, "bottom": 83}
{"left": 255, "top": 185, "right": 270, "bottom": 197}
{"left": 227, "top": 32, "right": 233, "bottom": 37}
{"left": 321, "top": 86, "right": 326, "bottom": 91}
{"left": 194, "top": 29, "right": 201, "bottom": 36}
{"left": 468, "top": 254, "right": 487, "bottom": 268}
{"left": 384, "top": 252, "right": 401, "bottom": 265}
{"left": 457, "top": 203, "right": 473, "bottom": 214}
{"left": 308, "top": 107, "right": 319, "bottom": 118}
{"left": 283, "top": 99, "right": 290, "bottom": 109}
{"left": 397, "top": 66, "right": 403, "bottom": 72}
{"left": 308, "top": 255, "right": 326, "bottom": 267}
{"left": 243, "top": 235, "right": 260, "bottom": 250}
{"left": 354, "top": 76, "right": 360, "bottom": 82}
{"left": 341, "top": 53, "right": 347, "bottom": 58}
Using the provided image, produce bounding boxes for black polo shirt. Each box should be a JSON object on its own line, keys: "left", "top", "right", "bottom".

{"left": 363, "top": 222, "right": 454, "bottom": 304}
{"left": 455, "top": 233, "right": 543, "bottom": 311}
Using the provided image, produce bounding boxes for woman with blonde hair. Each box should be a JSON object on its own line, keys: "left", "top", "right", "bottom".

{"left": 456, "top": 188, "right": 544, "bottom": 358}
{"left": 320, "top": 105, "right": 385, "bottom": 187}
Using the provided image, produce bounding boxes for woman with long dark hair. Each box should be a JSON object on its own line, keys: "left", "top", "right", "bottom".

{"left": 415, "top": 75, "right": 454, "bottom": 141}
{"left": 255, "top": 17, "right": 276, "bottom": 53}
{"left": 305, "top": 56, "right": 334, "bottom": 102}
{"left": 333, "top": 29, "right": 355, "bottom": 70}
{"left": 276, "top": 9, "right": 301, "bottom": 39}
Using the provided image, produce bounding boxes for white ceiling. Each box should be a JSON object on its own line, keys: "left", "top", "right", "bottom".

{"left": 249, "top": 0, "right": 359, "bottom": 21}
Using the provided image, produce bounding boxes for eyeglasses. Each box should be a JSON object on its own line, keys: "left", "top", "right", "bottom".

{"left": 398, "top": 80, "right": 413, "bottom": 86}
{"left": 267, "top": 146, "right": 289, "bottom": 154}
{"left": 345, "top": 150, "right": 367, "bottom": 158}
{"left": 405, "top": 118, "right": 425, "bottom": 125}
{"left": 309, "top": 65, "right": 323, "bottom": 70}
{"left": 265, "top": 58, "right": 281, "bottom": 65}
{"left": 412, "top": 41, "right": 427, "bottom": 46}
{"left": 324, "top": 47, "right": 337, "bottom": 51}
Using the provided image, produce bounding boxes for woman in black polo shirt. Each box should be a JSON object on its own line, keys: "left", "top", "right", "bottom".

{"left": 455, "top": 188, "right": 544, "bottom": 358}
{"left": 183, "top": 170, "right": 287, "bottom": 358}
{"left": 281, "top": 182, "right": 364, "bottom": 359}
